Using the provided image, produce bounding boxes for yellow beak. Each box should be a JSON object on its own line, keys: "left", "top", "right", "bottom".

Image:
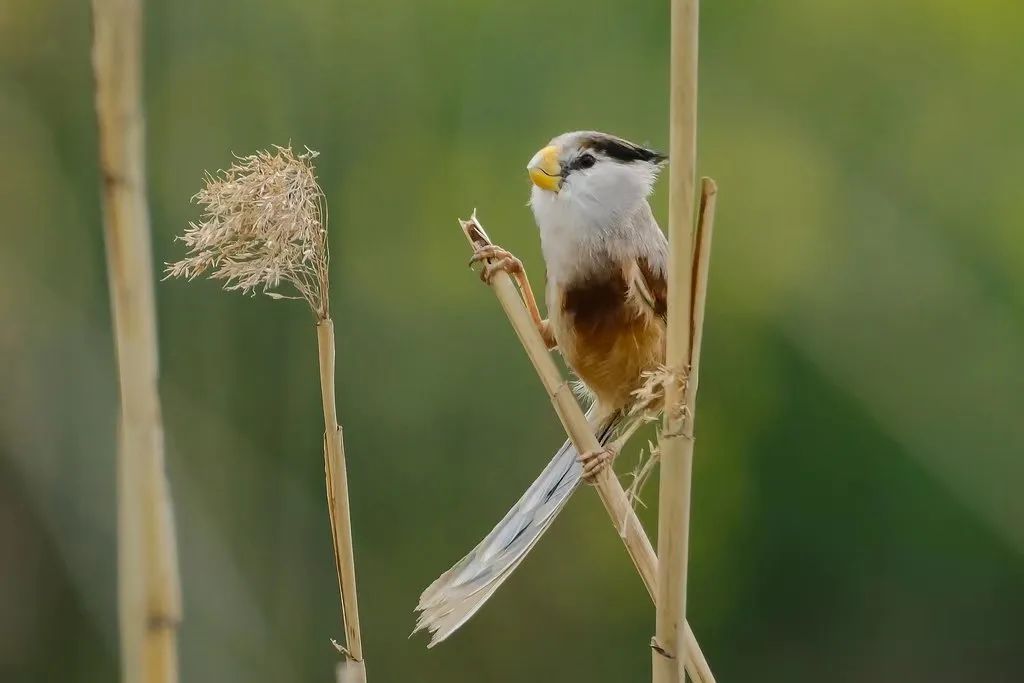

{"left": 527, "top": 145, "right": 562, "bottom": 192}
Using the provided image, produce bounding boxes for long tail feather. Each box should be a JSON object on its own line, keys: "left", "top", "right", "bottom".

{"left": 414, "top": 406, "right": 621, "bottom": 646}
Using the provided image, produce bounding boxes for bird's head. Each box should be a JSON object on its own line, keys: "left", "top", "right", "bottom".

{"left": 527, "top": 131, "right": 666, "bottom": 229}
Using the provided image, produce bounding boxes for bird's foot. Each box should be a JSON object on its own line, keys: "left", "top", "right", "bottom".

{"left": 469, "top": 244, "right": 524, "bottom": 284}
{"left": 579, "top": 444, "right": 619, "bottom": 483}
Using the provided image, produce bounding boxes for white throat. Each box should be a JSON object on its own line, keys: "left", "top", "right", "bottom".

{"left": 529, "top": 166, "right": 659, "bottom": 285}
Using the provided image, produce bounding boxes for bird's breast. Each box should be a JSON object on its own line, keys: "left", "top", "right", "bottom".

{"left": 549, "top": 271, "right": 665, "bottom": 410}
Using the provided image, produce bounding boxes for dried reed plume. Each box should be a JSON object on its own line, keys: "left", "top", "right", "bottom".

{"left": 167, "top": 146, "right": 366, "bottom": 683}
{"left": 166, "top": 146, "right": 330, "bottom": 319}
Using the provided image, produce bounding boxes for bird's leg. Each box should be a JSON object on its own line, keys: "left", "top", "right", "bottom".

{"left": 470, "top": 244, "right": 556, "bottom": 350}
{"left": 579, "top": 440, "right": 621, "bottom": 483}
{"left": 579, "top": 414, "right": 647, "bottom": 483}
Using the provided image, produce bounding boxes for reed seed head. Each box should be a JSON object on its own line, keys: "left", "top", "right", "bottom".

{"left": 166, "top": 145, "right": 331, "bottom": 319}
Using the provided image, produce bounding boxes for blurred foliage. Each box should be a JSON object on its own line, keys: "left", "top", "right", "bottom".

{"left": 2, "top": 0, "right": 1024, "bottom": 681}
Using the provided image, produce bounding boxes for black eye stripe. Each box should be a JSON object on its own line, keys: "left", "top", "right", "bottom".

{"left": 586, "top": 137, "right": 666, "bottom": 165}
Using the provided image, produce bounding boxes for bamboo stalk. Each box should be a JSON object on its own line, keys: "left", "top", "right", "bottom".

{"left": 317, "top": 320, "right": 367, "bottom": 683}
{"left": 91, "top": 0, "right": 182, "bottom": 681}
{"left": 460, "top": 214, "right": 714, "bottom": 683}
{"left": 654, "top": 0, "right": 702, "bottom": 680}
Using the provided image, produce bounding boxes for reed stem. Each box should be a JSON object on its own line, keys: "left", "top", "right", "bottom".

{"left": 654, "top": 0, "right": 702, "bottom": 680}
{"left": 317, "top": 319, "right": 366, "bottom": 683}
{"left": 91, "top": 0, "right": 182, "bottom": 680}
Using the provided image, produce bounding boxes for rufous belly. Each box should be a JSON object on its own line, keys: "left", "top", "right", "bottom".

{"left": 551, "top": 276, "right": 666, "bottom": 410}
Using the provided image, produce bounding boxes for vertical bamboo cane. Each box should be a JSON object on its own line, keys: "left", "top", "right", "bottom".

{"left": 91, "top": 0, "right": 182, "bottom": 681}
{"left": 654, "top": 0, "right": 701, "bottom": 681}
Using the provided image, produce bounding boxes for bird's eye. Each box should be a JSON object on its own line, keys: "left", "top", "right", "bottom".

{"left": 576, "top": 153, "right": 596, "bottom": 169}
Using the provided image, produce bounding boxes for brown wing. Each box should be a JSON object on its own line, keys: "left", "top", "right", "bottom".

{"left": 629, "top": 256, "right": 668, "bottom": 321}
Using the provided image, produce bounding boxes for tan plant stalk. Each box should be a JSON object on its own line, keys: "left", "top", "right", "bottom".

{"left": 320, "top": 319, "right": 365, "bottom": 683}
{"left": 687, "top": 181, "right": 718, "bottom": 400}
{"left": 655, "top": 0, "right": 704, "bottom": 678}
{"left": 166, "top": 147, "right": 365, "bottom": 682}
{"left": 460, "top": 214, "right": 714, "bottom": 683}
{"left": 91, "top": 0, "right": 182, "bottom": 681}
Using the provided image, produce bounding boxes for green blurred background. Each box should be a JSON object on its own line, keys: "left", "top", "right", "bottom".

{"left": 3, "top": 0, "right": 1023, "bottom": 680}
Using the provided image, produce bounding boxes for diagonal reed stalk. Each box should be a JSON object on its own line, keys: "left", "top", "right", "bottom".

{"left": 460, "top": 212, "right": 716, "bottom": 683}
{"left": 655, "top": 0, "right": 706, "bottom": 680}
{"left": 165, "top": 147, "right": 365, "bottom": 682}
{"left": 91, "top": 0, "right": 182, "bottom": 681}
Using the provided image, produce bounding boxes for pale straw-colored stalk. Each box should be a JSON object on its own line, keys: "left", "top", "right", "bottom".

{"left": 320, "top": 319, "right": 366, "bottom": 683}
{"left": 461, "top": 213, "right": 715, "bottom": 683}
{"left": 91, "top": 0, "right": 182, "bottom": 681}
{"left": 655, "top": 0, "right": 704, "bottom": 680}
{"left": 166, "top": 147, "right": 365, "bottom": 682}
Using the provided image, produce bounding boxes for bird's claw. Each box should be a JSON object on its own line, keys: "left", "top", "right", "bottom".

{"left": 469, "top": 244, "right": 524, "bottom": 284}
{"left": 579, "top": 445, "right": 619, "bottom": 483}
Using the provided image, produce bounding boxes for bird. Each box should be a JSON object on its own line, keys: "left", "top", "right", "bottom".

{"left": 414, "top": 130, "right": 669, "bottom": 646}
